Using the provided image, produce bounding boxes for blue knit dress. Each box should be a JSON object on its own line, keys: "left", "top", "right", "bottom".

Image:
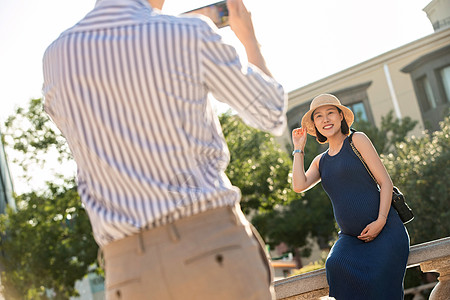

{"left": 319, "top": 136, "right": 409, "bottom": 300}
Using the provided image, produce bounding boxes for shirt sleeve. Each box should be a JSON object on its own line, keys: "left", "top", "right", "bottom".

{"left": 199, "top": 23, "right": 287, "bottom": 136}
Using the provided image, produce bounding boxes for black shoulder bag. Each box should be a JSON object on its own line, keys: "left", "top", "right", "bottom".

{"left": 348, "top": 130, "right": 414, "bottom": 224}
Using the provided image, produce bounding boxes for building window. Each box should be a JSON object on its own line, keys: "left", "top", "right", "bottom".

{"left": 401, "top": 44, "right": 450, "bottom": 131}
{"left": 332, "top": 81, "right": 374, "bottom": 125}
{"left": 348, "top": 102, "right": 368, "bottom": 122}
{"left": 439, "top": 65, "right": 450, "bottom": 103}
{"left": 416, "top": 76, "right": 437, "bottom": 111}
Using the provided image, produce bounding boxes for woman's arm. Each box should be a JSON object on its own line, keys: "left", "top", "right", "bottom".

{"left": 291, "top": 128, "right": 322, "bottom": 193}
{"left": 353, "top": 132, "right": 393, "bottom": 242}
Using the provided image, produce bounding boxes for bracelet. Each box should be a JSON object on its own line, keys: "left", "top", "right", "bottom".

{"left": 292, "top": 149, "right": 304, "bottom": 156}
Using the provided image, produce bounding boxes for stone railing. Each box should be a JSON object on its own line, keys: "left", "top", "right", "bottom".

{"left": 274, "top": 237, "right": 450, "bottom": 300}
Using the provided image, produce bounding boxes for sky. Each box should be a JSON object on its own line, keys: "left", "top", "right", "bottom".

{"left": 0, "top": 0, "right": 434, "bottom": 192}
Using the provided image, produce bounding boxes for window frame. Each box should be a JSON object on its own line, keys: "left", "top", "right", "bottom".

{"left": 415, "top": 75, "right": 437, "bottom": 112}
{"left": 436, "top": 64, "right": 450, "bottom": 104}
{"left": 401, "top": 45, "right": 450, "bottom": 131}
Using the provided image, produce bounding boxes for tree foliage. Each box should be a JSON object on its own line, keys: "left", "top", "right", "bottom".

{"left": 220, "top": 112, "right": 297, "bottom": 213}
{"left": 382, "top": 116, "right": 450, "bottom": 245}
{"left": 0, "top": 98, "right": 98, "bottom": 299}
{"left": 352, "top": 110, "right": 418, "bottom": 155}
{"left": 0, "top": 180, "right": 98, "bottom": 299}
{"left": 2, "top": 98, "right": 71, "bottom": 179}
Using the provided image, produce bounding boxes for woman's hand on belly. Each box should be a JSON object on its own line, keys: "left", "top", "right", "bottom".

{"left": 357, "top": 218, "right": 386, "bottom": 242}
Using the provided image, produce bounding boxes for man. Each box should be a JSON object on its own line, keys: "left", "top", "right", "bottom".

{"left": 43, "top": 0, "right": 286, "bottom": 299}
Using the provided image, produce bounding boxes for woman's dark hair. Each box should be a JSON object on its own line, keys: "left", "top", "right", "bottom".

{"left": 313, "top": 107, "right": 350, "bottom": 144}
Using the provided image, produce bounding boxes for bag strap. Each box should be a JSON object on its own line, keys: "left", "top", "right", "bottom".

{"left": 348, "top": 129, "right": 379, "bottom": 186}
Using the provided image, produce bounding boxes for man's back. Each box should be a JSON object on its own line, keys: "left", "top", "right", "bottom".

{"left": 43, "top": 0, "right": 286, "bottom": 247}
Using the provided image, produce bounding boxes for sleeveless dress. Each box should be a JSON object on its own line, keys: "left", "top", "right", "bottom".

{"left": 319, "top": 136, "right": 409, "bottom": 300}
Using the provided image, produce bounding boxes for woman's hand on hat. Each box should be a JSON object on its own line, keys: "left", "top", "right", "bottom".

{"left": 292, "top": 128, "right": 307, "bottom": 150}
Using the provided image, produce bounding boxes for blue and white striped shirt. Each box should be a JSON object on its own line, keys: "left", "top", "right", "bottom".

{"left": 43, "top": 0, "right": 286, "bottom": 247}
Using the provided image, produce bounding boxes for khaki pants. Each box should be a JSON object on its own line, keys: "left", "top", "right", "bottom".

{"left": 103, "top": 204, "right": 275, "bottom": 300}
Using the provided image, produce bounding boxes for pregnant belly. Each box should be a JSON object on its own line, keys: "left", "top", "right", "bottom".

{"left": 332, "top": 196, "right": 379, "bottom": 236}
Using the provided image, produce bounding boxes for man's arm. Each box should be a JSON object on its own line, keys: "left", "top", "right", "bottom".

{"left": 200, "top": 0, "right": 286, "bottom": 135}
{"left": 227, "top": 0, "right": 272, "bottom": 77}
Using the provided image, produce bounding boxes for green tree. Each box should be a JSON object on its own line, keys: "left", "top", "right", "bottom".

{"left": 2, "top": 98, "right": 71, "bottom": 179}
{"left": 0, "top": 180, "right": 98, "bottom": 299}
{"left": 0, "top": 98, "right": 98, "bottom": 299}
{"left": 382, "top": 116, "right": 450, "bottom": 245}
{"left": 352, "top": 110, "right": 418, "bottom": 155}
{"left": 220, "top": 112, "right": 296, "bottom": 213}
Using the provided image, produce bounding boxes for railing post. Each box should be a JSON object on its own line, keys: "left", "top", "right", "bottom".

{"left": 420, "top": 257, "right": 450, "bottom": 300}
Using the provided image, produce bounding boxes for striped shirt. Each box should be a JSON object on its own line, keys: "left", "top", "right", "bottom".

{"left": 42, "top": 0, "right": 286, "bottom": 247}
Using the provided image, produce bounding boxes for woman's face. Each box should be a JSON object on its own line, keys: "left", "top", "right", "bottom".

{"left": 312, "top": 105, "right": 343, "bottom": 138}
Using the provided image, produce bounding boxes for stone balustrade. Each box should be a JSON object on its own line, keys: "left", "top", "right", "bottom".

{"left": 274, "top": 237, "right": 450, "bottom": 300}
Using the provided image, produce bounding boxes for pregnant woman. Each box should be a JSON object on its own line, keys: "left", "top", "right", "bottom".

{"left": 291, "top": 94, "right": 409, "bottom": 299}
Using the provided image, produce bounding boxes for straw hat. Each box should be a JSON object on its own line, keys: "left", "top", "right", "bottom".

{"left": 301, "top": 94, "right": 354, "bottom": 137}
